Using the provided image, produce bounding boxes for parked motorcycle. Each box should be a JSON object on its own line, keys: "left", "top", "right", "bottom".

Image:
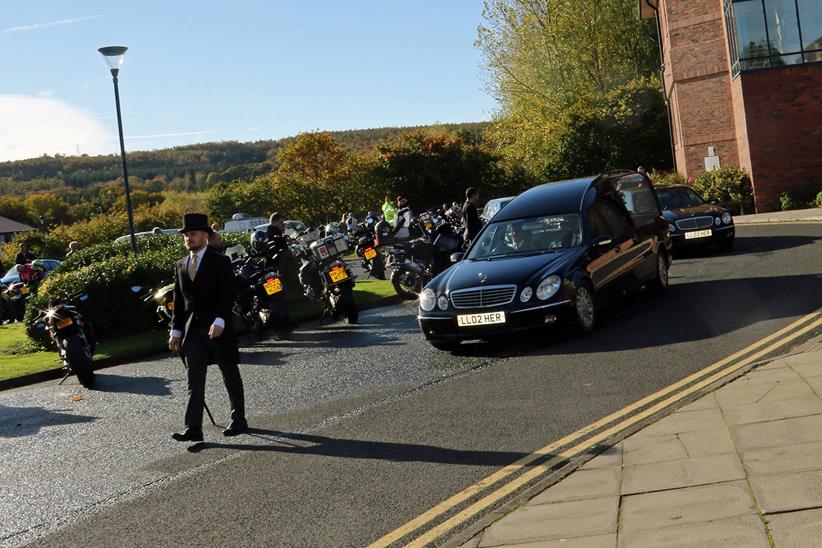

{"left": 293, "top": 233, "right": 358, "bottom": 324}
{"left": 2, "top": 281, "right": 35, "bottom": 323}
{"left": 350, "top": 221, "right": 386, "bottom": 280}
{"left": 32, "top": 293, "right": 97, "bottom": 388}
{"left": 133, "top": 281, "right": 175, "bottom": 325}
{"left": 386, "top": 211, "right": 463, "bottom": 299}
{"left": 232, "top": 240, "right": 291, "bottom": 337}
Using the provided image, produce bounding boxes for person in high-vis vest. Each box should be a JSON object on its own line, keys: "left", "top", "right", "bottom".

{"left": 381, "top": 195, "right": 397, "bottom": 224}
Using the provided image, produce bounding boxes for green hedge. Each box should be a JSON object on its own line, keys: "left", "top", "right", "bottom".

{"left": 26, "top": 231, "right": 254, "bottom": 342}
{"left": 691, "top": 167, "right": 754, "bottom": 215}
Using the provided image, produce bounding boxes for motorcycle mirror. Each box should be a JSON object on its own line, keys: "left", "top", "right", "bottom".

{"left": 130, "top": 285, "right": 143, "bottom": 293}
{"left": 79, "top": 294, "right": 89, "bottom": 302}
{"left": 450, "top": 252, "right": 464, "bottom": 264}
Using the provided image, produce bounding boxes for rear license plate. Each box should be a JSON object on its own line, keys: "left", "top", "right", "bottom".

{"left": 684, "top": 229, "right": 712, "bottom": 240}
{"left": 329, "top": 268, "right": 349, "bottom": 283}
{"left": 56, "top": 317, "right": 73, "bottom": 329}
{"left": 263, "top": 278, "right": 283, "bottom": 295}
{"left": 457, "top": 311, "right": 506, "bottom": 327}
{"left": 364, "top": 248, "right": 377, "bottom": 260}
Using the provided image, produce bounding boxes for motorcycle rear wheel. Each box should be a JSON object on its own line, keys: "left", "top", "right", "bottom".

{"left": 369, "top": 254, "right": 386, "bottom": 280}
{"left": 337, "top": 286, "right": 358, "bottom": 324}
{"left": 64, "top": 335, "right": 95, "bottom": 388}
{"left": 391, "top": 268, "right": 420, "bottom": 300}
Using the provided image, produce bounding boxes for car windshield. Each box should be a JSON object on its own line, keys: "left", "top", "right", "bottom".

{"left": 467, "top": 214, "right": 583, "bottom": 259}
{"left": 657, "top": 187, "right": 705, "bottom": 209}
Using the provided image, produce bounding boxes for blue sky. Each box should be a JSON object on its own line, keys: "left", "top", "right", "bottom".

{"left": 0, "top": 1, "right": 496, "bottom": 161}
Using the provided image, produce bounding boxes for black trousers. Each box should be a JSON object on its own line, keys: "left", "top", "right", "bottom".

{"left": 182, "top": 330, "right": 245, "bottom": 430}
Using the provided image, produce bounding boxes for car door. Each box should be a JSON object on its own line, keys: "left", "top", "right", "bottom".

{"left": 596, "top": 197, "right": 646, "bottom": 292}
{"left": 585, "top": 200, "right": 628, "bottom": 301}
{"left": 610, "top": 174, "right": 662, "bottom": 280}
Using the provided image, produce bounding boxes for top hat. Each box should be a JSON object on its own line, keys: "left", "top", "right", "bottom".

{"left": 179, "top": 213, "right": 213, "bottom": 234}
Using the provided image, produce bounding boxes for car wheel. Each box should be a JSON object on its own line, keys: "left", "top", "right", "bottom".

{"left": 573, "top": 283, "right": 596, "bottom": 335}
{"left": 430, "top": 340, "right": 460, "bottom": 351}
{"left": 649, "top": 252, "right": 669, "bottom": 292}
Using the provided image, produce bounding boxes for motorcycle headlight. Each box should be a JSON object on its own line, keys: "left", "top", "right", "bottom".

{"left": 722, "top": 212, "right": 732, "bottom": 225}
{"left": 714, "top": 217, "right": 722, "bottom": 226}
{"left": 536, "top": 275, "right": 562, "bottom": 301}
{"left": 437, "top": 295, "right": 449, "bottom": 311}
{"left": 668, "top": 223, "right": 676, "bottom": 233}
{"left": 520, "top": 287, "right": 533, "bottom": 302}
{"left": 420, "top": 288, "right": 436, "bottom": 311}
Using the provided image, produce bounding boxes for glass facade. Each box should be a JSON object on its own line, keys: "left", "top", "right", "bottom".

{"left": 725, "top": 0, "right": 822, "bottom": 75}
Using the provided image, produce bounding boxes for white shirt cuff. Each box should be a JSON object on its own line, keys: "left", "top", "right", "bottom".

{"left": 213, "top": 317, "right": 225, "bottom": 329}
{"left": 170, "top": 329, "right": 182, "bottom": 339}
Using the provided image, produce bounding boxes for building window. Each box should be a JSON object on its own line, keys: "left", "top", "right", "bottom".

{"left": 725, "top": 0, "right": 822, "bottom": 75}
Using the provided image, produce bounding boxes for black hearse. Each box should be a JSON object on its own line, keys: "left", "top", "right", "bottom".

{"left": 418, "top": 170, "right": 672, "bottom": 350}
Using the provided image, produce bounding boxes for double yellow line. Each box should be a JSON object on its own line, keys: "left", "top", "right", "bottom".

{"left": 371, "top": 309, "right": 822, "bottom": 547}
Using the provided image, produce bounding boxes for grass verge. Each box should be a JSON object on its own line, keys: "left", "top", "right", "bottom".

{"left": 0, "top": 278, "right": 400, "bottom": 382}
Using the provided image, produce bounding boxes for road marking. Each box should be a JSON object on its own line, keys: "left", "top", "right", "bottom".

{"left": 370, "top": 309, "right": 822, "bottom": 547}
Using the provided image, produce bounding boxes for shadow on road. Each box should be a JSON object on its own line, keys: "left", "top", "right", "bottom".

{"left": 0, "top": 404, "right": 96, "bottom": 438}
{"left": 674, "top": 233, "right": 820, "bottom": 260}
{"left": 454, "top": 273, "right": 822, "bottom": 358}
{"left": 187, "top": 428, "right": 532, "bottom": 466}
{"left": 92, "top": 374, "right": 173, "bottom": 396}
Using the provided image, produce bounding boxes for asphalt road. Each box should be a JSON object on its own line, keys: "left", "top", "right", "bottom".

{"left": 2, "top": 223, "right": 821, "bottom": 547}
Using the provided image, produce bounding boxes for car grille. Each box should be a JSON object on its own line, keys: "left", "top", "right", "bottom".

{"left": 676, "top": 216, "right": 714, "bottom": 230}
{"left": 450, "top": 285, "right": 517, "bottom": 309}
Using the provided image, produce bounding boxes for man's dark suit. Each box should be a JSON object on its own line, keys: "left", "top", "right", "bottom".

{"left": 171, "top": 247, "right": 244, "bottom": 430}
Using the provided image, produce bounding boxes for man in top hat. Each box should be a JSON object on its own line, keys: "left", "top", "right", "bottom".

{"left": 168, "top": 213, "right": 247, "bottom": 442}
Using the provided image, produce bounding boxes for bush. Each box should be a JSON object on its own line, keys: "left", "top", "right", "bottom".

{"left": 651, "top": 171, "right": 687, "bottom": 187}
{"left": 817, "top": 191, "right": 822, "bottom": 208}
{"left": 692, "top": 167, "right": 753, "bottom": 215}
{"left": 779, "top": 192, "right": 798, "bottom": 211}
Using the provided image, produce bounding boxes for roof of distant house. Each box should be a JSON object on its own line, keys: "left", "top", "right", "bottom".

{"left": 0, "top": 215, "right": 35, "bottom": 234}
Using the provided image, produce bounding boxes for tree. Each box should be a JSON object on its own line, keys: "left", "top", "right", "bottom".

{"left": 25, "top": 193, "right": 72, "bottom": 229}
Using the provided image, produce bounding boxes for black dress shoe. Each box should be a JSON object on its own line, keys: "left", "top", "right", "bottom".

{"left": 172, "top": 428, "right": 204, "bottom": 442}
{"left": 223, "top": 419, "right": 248, "bottom": 437}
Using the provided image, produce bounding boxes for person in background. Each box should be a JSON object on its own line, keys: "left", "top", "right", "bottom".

{"left": 382, "top": 195, "right": 397, "bottom": 224}
{"left": 208, "top": 229, "right": 223, "bottom": 250}
{"left": 152, "top": 226, "right": 164, "bottom": 236}
{"left": 463, "top": 187, "right": 482, "bottom": 244}
{"left": 637, "top": 166, "right": 653, "bottom": 182}
{"left": 65, "top": 241, "right": 80, "bottom": 258}
{"left": 394, "top": 196, "right": 411, "bottom": 229}
{"left": 15, "top": 242, "right": 35, "bottom": 265}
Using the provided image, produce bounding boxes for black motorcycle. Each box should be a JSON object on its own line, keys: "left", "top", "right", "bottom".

{"left": 33, "top": 293, "right": 97, "bottom": 388}
{"left": 293, "top": 233, "right": 358, "bottom": 324}
{"left": 386, "top": 211, "right": 463, "bottom": 299}
{"left": 232, "top": 242, "right": 291, "bottom": 337}
{"left": 132, "top": 281, "right": 175, "bottom": 325}
{"left": 350, "top": 221, "right": 386, "bottom": 280}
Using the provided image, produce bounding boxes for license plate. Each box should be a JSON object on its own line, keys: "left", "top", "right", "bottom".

{"left": 56, "top": 317, "right": 73, "bottom": 329}
{"left": 457, "top": 311, "right": 506, "bottom": 327}
{"left": 263, "top": 278, "right": 283, "bottom": 295}
{"left": 364, "top": 248, "right": 377, "bottom": 260}
{"left": 329, "top": 268, "right": 349, "bottom": 283}
{"left": 684, "top": 229, "right": 712, "bottom": 240}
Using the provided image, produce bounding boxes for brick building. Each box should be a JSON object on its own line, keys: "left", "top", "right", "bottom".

{"left": 640, "top": 0, "right": 822, "bottom": 212}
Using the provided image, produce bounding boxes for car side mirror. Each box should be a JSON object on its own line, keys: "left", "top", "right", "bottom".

{"left": 450, "top": 252, "right": 464, "bottom": 263}
{"left": 593, "top": 236, "right": 613, "bottom": 248}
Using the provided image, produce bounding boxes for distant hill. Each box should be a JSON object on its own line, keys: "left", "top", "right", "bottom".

{"left": 0, "top": 122, "right": 489, "bottom": 195}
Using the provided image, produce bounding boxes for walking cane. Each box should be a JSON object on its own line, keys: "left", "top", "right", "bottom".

{"left": 175, "top": 351, "right": 217, "bottom": 427}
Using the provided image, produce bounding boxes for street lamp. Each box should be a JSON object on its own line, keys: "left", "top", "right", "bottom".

{"left": 98, "top": 45, "right": 138, "bottom": 254}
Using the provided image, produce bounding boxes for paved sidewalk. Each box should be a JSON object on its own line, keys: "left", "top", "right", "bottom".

{"left": 463, "top": 335, "right": 822, "bottom": 547}
{"left": 734, "top": 207, "right": 822, "bottom": 225}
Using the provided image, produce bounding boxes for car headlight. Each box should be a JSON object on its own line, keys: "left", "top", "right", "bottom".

{"left": 437, "top": 295, "right": 449, "bottom": 311}
{"left": 714, "top": 217, "right": 722, "bottom": 226}
{"left": 668, "top": 223, "right": 676, "bottom": 233}
{"left": 722, "top": 212, "right": 732, "bottom": 225}
{"left": 520, "top": 287, "right": 533, "bottom": 302}
{"left": 536, "top": 275, "right": 561, "bottom": 301}
{"left": 420, "top": 288, "right": 436, "bottom": 311}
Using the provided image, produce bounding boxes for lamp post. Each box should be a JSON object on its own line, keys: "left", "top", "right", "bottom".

{"left": 98, "top": 45, "right": 138, "bottom": 254}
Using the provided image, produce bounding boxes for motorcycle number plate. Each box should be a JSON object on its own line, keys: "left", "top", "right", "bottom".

{"left": 56, "top": 317, "right": 74, "bottom": 329}
{"left": 263, "top": 278, "right": 283, "bottom": 295}
{"left": 364, "top": 248, "right": 377, "bottom": 260}
{"left": 329, "top": 268, "right": 349, "bottom": 283}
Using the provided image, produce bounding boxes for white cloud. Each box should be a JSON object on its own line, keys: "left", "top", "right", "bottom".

{"left": 0, "top": 95, "right": 114, "bottom": 161}
{"left": 1, "top": 15, "right": 104, "bottom": 33}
